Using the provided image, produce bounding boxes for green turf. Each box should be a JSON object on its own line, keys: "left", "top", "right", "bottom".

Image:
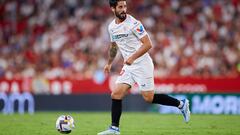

{"left": 0, "top": 112, "right": 240, "bottom": 135}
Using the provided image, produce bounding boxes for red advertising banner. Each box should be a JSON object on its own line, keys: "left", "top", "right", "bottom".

{"left": 48, "top": 79, "right": 110, "bottom": 94}
{"left": 0, "top": 77, "right": 240, "bottom": 94}
{"left": 153, "top": 78, "right": 240, "bottom": 94}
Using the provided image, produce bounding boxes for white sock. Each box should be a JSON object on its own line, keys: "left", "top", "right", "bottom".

{"left": 178, "top": 100, "right": 184, "bottom": 109}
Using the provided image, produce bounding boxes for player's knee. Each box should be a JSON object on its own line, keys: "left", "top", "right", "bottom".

{"left": 142, "top": 91, "right": 154, "bottom": 103}
{"left": 111, "top": 91, "right": 124, "bottom": 100}
{"left": 143, "top": 95, "right": 154, "bottom": 103}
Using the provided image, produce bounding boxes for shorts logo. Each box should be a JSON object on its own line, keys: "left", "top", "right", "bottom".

{"left": 141, "top": 84, "right": 146, "bottom": 87}
{"left": 136, "top": 25, "right": 144, "bottom": 34}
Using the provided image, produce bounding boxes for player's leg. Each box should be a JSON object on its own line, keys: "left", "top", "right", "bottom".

{"left": 134, "top": 66, "right": 187, "bottom": 115}
{"left": 98, "top": 66, "right": 133, "bottom": 135}
{"left": 111, "top": 83, "right": 131, "bottom": 127}
{"left": 141, "top": 90, "right": 190, "bottom": 123}
{"left": 141, "top": 90, "right": 180, "bottom": 106}
{"left": 134, "top": 59, "right": 190, "bottom": 123}
{"left": 97, "top": 83, "right": 130, "bottom": 135}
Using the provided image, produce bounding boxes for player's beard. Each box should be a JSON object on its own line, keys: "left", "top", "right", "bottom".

{"left": 115, "top": 11, "right": 127, "bottom": 21}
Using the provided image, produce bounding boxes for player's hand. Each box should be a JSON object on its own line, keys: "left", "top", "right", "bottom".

{"left": 124, "top": 57, "right": 135, "bottom": 65}
{"left": 103, "top": 64, "right": 112, "bottom": 74}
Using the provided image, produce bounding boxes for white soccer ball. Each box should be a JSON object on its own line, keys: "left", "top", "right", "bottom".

{"left": 56, "top": 115, "right": 75, "bottom": 134}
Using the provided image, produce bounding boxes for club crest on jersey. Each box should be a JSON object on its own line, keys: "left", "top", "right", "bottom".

{"left": 136, "top": 25, "right": 144, "bottom": 34}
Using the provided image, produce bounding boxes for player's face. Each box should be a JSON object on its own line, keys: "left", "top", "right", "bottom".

{"left": 114, "top": 1, "right": 127, "bottom": 20}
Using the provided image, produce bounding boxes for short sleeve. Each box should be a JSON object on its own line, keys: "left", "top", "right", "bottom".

{"left": 108, "top": 28, "right": 114, "bottom": 42}
{"left": 131, "top": 21, "right": 148, "bottom": 39}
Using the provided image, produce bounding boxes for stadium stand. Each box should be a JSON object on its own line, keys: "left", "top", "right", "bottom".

{"left": 0, "top": 0, "right": 239, "bottom": 80}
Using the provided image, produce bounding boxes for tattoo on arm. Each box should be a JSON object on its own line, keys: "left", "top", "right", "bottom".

{"left": 108, "top": 43, "right": 118, "bottom": 64}
{"left": 110, "top": 45, "right": 117, "bottom": 58}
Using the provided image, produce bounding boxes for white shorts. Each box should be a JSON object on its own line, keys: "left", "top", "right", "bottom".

{"left": 116, "top": 59, "right": 154, "bottom": 91}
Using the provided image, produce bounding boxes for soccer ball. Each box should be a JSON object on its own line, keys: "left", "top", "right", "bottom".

{"left": 56, "top": 115, "right": 75, "bottom": 134}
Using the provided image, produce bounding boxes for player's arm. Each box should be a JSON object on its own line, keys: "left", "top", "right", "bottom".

{"left": 125, "top": 35, "right": 152, "bottom": 65}
{"left": 104, "top": 42, "right": 118, "bottom": 73}
{"left": 107, "top": 42, "right": 118, "bottom": 65}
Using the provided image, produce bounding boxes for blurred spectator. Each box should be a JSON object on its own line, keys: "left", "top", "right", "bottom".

{"left": 0, "top": 0, "right": 239, "bottom": 80}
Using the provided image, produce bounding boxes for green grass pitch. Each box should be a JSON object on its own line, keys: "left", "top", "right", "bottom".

{"left": 0, "top": 112, "right": 240, "bottom": 135}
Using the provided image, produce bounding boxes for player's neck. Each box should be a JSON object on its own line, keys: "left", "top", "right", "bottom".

{"left": 115, "top": 17, "right": 126, "bottom": 24}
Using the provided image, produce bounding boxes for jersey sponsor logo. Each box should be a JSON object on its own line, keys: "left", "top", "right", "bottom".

{"left": 112, "top": 34, "right": 128, "bottom": 40}
{"left": 136, "top": 25, "right": 144, "bottom": 34}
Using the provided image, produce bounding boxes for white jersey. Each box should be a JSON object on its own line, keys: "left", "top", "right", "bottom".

{"left": 108, "top": 14, "right": 152, "bottom": 64}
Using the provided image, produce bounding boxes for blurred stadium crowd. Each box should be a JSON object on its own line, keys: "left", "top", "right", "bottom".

{"left": 0, "top": 0, "right": 240, "bottom": 80}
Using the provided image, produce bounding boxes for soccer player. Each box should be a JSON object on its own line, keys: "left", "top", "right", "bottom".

{"left": 98, "top": 0, "right": 190, "bottom": 134}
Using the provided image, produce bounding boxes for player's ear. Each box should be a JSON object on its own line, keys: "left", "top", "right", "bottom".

{"left": 111, "top": 7, "right": 115, "bottom": 12}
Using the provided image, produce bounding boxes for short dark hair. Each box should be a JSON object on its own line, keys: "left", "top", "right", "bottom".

{"left": 109, "top": 0, "right": 126, "bottom": 8}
